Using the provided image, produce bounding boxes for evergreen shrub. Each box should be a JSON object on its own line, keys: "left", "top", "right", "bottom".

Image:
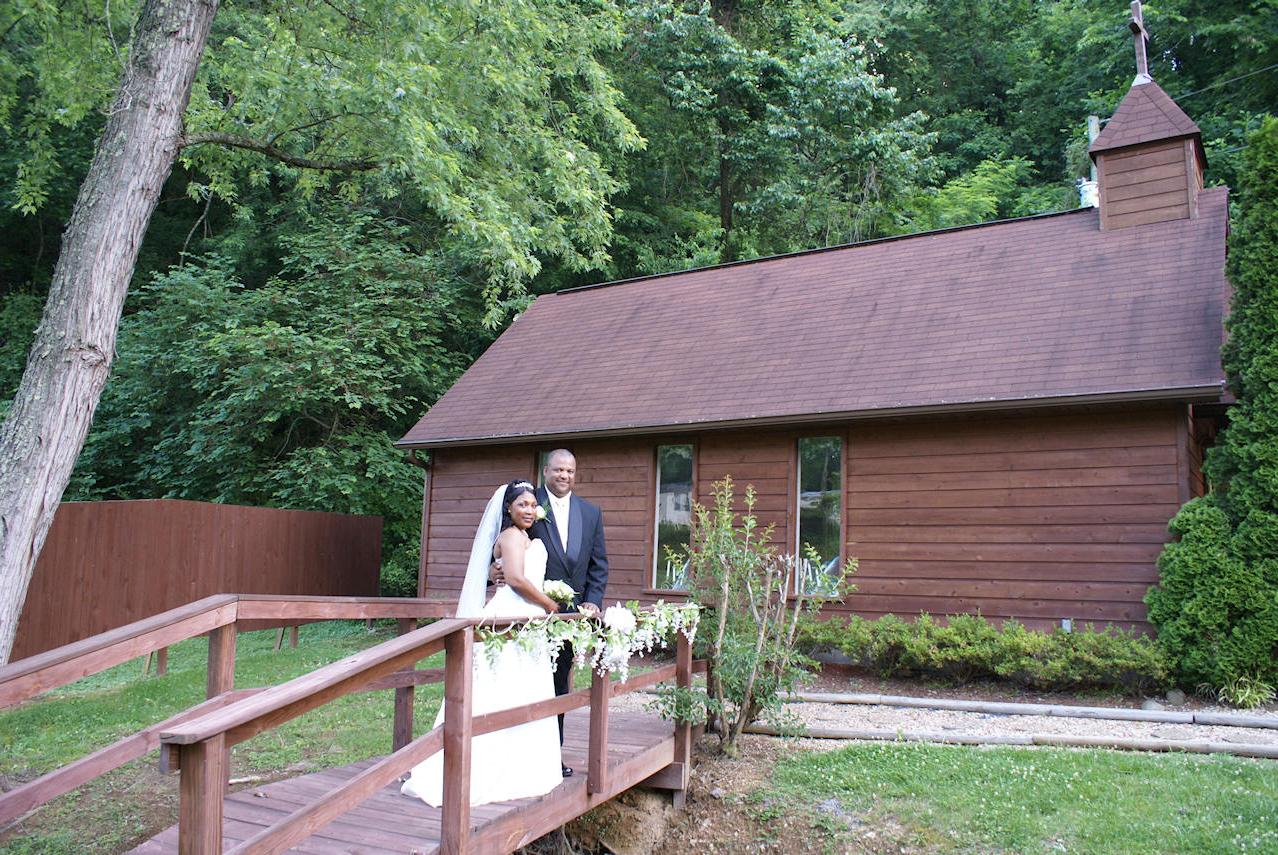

{"left": 1145, "top": 117, "right": 1278, "bottom": 702}
{"left": 796, "top": 613, "right": 1168, "bottom": 694}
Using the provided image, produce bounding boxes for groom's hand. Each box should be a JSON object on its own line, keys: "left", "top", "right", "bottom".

{"left": 577, "top": 602, "right": 600, "bottom": 619}
{"left": 488, "top": 558, "right": 505, "bottom": 586}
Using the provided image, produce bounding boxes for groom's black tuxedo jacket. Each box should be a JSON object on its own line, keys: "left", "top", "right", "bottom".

{"left": 532, "top": 485, "right": 608, "bottom": 610}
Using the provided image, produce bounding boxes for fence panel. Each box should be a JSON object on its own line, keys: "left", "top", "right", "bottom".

{"left": 13, "top": 500, "right": 382, "bottom": 659}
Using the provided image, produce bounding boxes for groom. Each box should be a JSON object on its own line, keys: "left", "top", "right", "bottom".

{"left": 496, "top": 448, "right": 609, "bottom": 775}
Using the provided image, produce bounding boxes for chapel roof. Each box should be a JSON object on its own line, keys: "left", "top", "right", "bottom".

{"left": 1089, "top": 78, "right": 1202, "bottom": 157}
{"left": 398, "top": 187, "right": 1230, "bottom": 449}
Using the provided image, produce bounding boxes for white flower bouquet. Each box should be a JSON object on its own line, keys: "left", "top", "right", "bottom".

{"left": 542, "top": 579, "right": 576, "bottom": 605}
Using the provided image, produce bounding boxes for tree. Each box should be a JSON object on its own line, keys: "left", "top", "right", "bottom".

{"left": 0, "top": 0, "right": 639, "bottom": 663}
{"left": 1145, "top": 116, "right": 1278, "bottom": 704}
{"left": 0, "top": 0, "right": 219, "bottom": 664}
{"left": 70, "top": 206, "right": 482, "bottom": 597}
{"left": 604, "top": 0, "right": 932, "bottom": 273}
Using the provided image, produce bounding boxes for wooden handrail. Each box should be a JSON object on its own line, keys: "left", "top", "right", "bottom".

{"left": 0, "top": 687, "right": 265, "bottom": 825}
{"left": 236, "top": 595, "right": 456, "bottom": 621}
{"left": 5, "top": 593, "right": 702, "bottom": 855}
{"left": 160, "top": 619, "right": 467, "bottom": 748}
{"left": 0, "top": 595, "right": 239, "bottom": 709}
{"left": 0, "top": 594, "right": 461, "bottom": 710}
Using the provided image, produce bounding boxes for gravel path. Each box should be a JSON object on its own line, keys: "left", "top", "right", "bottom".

{"left": 608, "top": 685, "right": 1278, "bottom": 750}
{"left": 785, "top": 699, "right": 1278, "bottom": 746}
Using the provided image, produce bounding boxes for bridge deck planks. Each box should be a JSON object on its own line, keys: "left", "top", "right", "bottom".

{"left": 130, "top": 709, "right": 675, "bottom": 854}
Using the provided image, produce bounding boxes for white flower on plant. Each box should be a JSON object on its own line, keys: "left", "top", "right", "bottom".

{"left": 603, "top": 604, "right": 637, "bottom": 635}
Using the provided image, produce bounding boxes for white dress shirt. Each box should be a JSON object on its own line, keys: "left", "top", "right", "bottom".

{"left": 548, "top": 491, "right": 571, "bottom": 550}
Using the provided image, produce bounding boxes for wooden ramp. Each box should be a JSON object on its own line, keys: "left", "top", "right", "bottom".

{"left": 131, "top": 710, "right": 678, "bottom": 854}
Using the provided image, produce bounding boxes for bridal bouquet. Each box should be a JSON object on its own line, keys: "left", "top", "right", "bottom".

{"left": 542, "top": 580, "right": 576, "bottom": 605}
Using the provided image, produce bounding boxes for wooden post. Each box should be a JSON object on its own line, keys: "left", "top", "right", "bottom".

{"left": 289, "top": 624, "right": 299, "bottom": 649}
{"left": 392, "top": 618, "right": 416, "bottom": 752}
{"left": 440, "top": 626, "right": 473, "bottom": 855}
{"left": 156, "top": 646, "right": 168, "bottom": 676}
{"left": 588, "top": 667, "right": 610, "bottom": 795}
{"left": 177, "top": 734, "right": 226, "bottom": 855}
{"left": 674, "top": 633, "right": 692, "bottom": 771}
{"left": 273, "top": 627, "right": 285, "bottom": 652}
{"left": 206, "top": 624, "right": 236, "bottom": 699}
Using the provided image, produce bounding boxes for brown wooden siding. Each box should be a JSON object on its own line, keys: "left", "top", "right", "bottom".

{"left": 14, "top": 500, "right": 382, "bottom": 659}
{"left": 1098, "top": 139, "right": 1193, "bottom": 230}
{"left": 842, "top": 408, "right": 1181, "bottom": 631}
{"left": 419, "top": 406, "right": 1189, "bottom": 633}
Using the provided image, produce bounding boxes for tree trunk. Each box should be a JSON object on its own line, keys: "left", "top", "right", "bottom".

{"left": 0, "top": 0, "right": 219, "bottom": 664}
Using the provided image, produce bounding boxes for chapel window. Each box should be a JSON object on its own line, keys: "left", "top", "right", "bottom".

{"left": 653, "top": 444, "right": 694, "bottom": 590}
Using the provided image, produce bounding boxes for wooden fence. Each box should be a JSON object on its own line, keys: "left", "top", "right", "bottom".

{"left": 12, "top": 500, "right": 382, "bottom": 660}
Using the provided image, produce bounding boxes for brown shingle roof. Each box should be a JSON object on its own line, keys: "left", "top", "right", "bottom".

{"left": 1090, "top": 80, "right": 1202, "bottom": 156}
{"left": 399, "top": 188, "right": 1229, "bottom": 448}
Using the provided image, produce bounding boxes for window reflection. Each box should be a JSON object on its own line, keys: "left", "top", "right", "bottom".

{"left": 797, "top": 436, "right": 842, "bottom": 595}
{"left": 654, "top": 444, "right": 693, "bottom": 590}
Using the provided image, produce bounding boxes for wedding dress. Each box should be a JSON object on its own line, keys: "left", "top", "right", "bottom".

{"left": 400, "top": 537, "right": 563, "bottom": 806}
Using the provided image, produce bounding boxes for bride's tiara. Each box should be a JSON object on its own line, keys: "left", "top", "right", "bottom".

{"left": 511, "top": 480, "right": 535, "bottom": 491}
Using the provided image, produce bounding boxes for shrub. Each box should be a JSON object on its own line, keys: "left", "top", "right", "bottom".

{"left": 797, "top": 612, "right": 1169, "bottom": 695}
{"left": 1145, "top": 117, "right": 1278, "bottom": 697}
{"left": 654, "top": 477, "right": 856, "bottom": 754}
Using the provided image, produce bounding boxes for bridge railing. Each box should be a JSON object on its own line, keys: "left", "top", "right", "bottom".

{"left": 158, "top": 614, "right": 698, "bottom": 855}
{"left": 0, "top": 595, "right": 454, "bottom": 826}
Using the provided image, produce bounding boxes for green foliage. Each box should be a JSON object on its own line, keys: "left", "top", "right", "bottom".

{"left": 797, "top": 612, "right": 1169, "bottom": 695}
{"left": 606, "top": 1, "right": 934, "bottom": 270}
{"left": 1211, "top": 675, "right": 1278, "bottom": 710}
{"left": 1, "top": 0, "right": 641, "bottom": 320}
{"left": 666, "top": 477, "right": 854, "bottom": 753}
{"left": 67, "top": 206, "right": 478, "bottom": 595}
{"left": 1146, "top": 117, "right": 1278, "bottom": 697}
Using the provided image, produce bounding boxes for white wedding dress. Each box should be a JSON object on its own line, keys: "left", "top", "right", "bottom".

{"left": 400, "top": 537, "right": 563, "bottom": 806}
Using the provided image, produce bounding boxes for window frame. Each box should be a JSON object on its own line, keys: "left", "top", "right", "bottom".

{"left": 792, "top": 433, "right": 847, "bottom": 597}
{"left": 647, "top": 440, "right": 697, "bottom": 595}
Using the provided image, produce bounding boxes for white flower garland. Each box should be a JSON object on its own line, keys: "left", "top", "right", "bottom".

{"left": 475, "top": 600, "right": 700, "bottom": 682}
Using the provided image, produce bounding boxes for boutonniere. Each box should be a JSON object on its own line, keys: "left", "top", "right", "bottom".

{"left": 535, "top": 503, "right": 548, "bottom": 521}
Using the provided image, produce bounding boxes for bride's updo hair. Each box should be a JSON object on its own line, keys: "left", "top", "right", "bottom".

{"left": 501, "top": 479, "right": 538, "bottom": 529}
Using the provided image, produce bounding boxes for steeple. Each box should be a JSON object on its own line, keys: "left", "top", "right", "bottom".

{"left": 1088, "top": 1, "right": 1207, "bottom": 230}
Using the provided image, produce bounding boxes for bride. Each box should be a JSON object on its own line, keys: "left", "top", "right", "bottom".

{"left": 400, "top": 479, "right": 565, "bottom": 806}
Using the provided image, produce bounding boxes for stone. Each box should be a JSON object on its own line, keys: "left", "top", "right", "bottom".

{"left": 565, "top": 789, "right": 674, "bottom": 855}
{"left": 1141, "top": 698, "right": 1165, "bottom": 711}
{"left": 710, "top": 787, "right": 725, "bottom": 800}
{"left": 1166, "top": 688, "right": 1187, "bottom": 705}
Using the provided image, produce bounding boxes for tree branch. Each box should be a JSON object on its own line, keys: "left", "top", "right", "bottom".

{"left": 178, "top": 132, "right": 379, "bottom": 172}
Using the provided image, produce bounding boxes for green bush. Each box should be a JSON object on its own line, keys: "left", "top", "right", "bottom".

{"left": 797, "top": 612, "right": 1169, "bottom": 695}
{"left": 1145, "top": 116, "right": 1278, "bottom": 697}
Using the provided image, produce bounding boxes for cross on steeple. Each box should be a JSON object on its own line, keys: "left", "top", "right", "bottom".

{"left": 1129, "top": 0, "right": 1151, "bottom": 84}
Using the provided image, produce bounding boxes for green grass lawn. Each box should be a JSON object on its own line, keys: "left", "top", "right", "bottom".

{"left": 8, "top": 630, "right": 1278, "bottom": 854}
{"left": 765, "top": 741, "right": 1278, "bottom": 854}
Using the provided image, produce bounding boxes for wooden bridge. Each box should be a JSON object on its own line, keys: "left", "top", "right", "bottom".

{"left": 0, "top": 595, "right": 701, "bottom": 854}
